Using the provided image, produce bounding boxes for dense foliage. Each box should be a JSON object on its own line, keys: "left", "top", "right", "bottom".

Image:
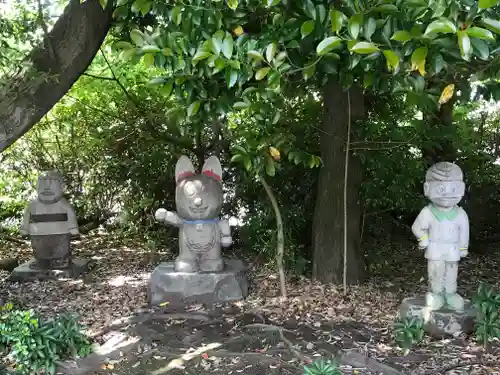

{"left": 0, "top": 304, "right": 92, "bottom": 375}
{"left": 1, "top": 0, "right": 500, "bottom": 275}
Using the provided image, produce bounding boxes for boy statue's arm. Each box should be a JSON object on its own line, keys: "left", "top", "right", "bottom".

{"left": 412, "top": 207, "right": 430, "bottom": 249}
{"left": 19, "top": 203, "right": 31, "bottom": 236}
{"left": 459, "top": 209, "right": 469, "bottom": 257}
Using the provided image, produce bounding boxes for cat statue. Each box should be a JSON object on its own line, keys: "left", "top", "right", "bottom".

{"left": 155, "top": 155, "right": 232, "bottom": 272}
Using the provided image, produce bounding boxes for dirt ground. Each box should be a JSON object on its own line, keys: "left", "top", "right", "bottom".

{"left": 1, "top": 232, "right": 499, "bottom": 375}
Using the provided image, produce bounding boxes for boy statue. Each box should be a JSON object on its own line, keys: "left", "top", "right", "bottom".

{"left": 20, "top": 171, "right": 79, "bottom": 269}
{"left": 411, "top": 162, "right": 469, "bottom": 312}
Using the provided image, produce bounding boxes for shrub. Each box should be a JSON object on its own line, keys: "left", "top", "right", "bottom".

{"left": 0, "top": 304, "right": 92, "bottom": 375}
{"left": 303, "top": 358, "right": 342, "bottom": 375}
{"left": 473, "top": 283, "right": 500, "bottom": 346}
{"left": 392, "top": 315, "right": 424, "bottom": 353}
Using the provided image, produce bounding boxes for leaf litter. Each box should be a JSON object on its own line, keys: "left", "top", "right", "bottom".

{"left": 0, "top": 233, "right": 499, "bottom": 375}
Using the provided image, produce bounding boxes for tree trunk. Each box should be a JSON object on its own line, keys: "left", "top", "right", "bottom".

{"left": 0, "top": 0, "right": 113, "bottom": 153}
{"left": 312, "top": 81, "right": 365, "bottom": 284}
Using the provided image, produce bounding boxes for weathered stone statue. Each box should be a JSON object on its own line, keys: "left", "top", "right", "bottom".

{"left": 154, "top": 155, "right": 232, "bottom": 273}
{"left": 19, "top": 171, "right": 79, "bottom": 269}
{"left": 411, "top": 162, "right": 469, "bottom": 312}
{"left": 148, "top": 155, "right": 248, "bottom": 306}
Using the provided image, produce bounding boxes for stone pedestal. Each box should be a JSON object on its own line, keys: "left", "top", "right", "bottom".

{"left": 9, "top": 258, "right": 90, "bottom": 282}
{"left": 148, "top": 258, "right": 248, "bottom": 306}
{"left": 399, "top": 297, "right": 477, "bottom": 338}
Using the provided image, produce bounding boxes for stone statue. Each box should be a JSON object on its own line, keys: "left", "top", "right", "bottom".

{"left": 20, "top": 171, "right": 79, "bottom": 269}
{"left": 154, "top": 155, "right": 232, "bottom": 273}
{"left": 411, "top": 162, "right": 469, "bottom": 312}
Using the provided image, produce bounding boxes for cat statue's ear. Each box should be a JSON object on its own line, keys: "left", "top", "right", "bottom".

{"left": 202, "top": 156, "right": 223, "bottom": 182}
{"left": 175, "top": 155, "right": 195, "bottom": 184}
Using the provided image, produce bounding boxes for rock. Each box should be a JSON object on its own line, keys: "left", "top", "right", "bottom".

{"left": 399, "top": 296, "right": 477, "bottom": 338}
{"left": 9, "top": 257, "right": 90, "bottom": 282}
{"left": 0, "top": 258, "right": 19, "bottom": 271}
{"left": 148, "top": 258, "right": 248, "bottom": 306}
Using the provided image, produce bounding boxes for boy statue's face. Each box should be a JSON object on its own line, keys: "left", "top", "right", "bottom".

{"left": 37, "top": 175, "right": 63, "bottom": 203}
{"left": 425, "top": 179, "right": 465, "bottom": 208}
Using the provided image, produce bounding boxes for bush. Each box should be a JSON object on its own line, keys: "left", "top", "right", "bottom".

{"left": 0, "top": 304, "right": 92, "bottom": 375}
{"left": 473, "top": 283, "right": 500, "bottom": 346}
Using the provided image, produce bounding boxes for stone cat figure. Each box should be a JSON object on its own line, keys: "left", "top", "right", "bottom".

{"left": 155, "top": 155, "right": 232, "bottom": 272}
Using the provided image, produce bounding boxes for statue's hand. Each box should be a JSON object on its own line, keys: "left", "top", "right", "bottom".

{"left": 221, "top": 236, "right": 232, "bottom": 247}
{"left": 155, "top": 208, "right": 167, "bottom": 222}
{"left": 460, "top": 248, "right": 468, "bottom": 257}
{"left": 418, "top": 238, "right": 429, "bottom": 249}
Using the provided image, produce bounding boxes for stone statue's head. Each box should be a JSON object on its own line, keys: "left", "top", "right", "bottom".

{"left": 174, "top": 155, "right": 223, "bottom": 220}
{"left": 37, "top": 170, "right": 64, "bottom": 204}
{"left": 424, "top": 162, "right": 465, "bottom": 208}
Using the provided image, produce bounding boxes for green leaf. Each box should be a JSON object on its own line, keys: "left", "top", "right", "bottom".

{"left": 330, "top": 9, "right": 344, "bottom": 33}
{"left": 187, "top": 101, "right": 201, "bottom": 117}
{"left": 171, "top": 6, "right": 182, "bottom": 25}
{"left": 466, "top": 27, "right": 495, "bottom": 40}
{"left": 226, "top": 69, "right": 238, "bottom": 88}
{"left": 130, "top": 29, "right": 145, "bottom": 46}
{"left": 373, "top": 4, "right": 398, "bottom": 12}
{"left": 143, "top": 53, "right": 155, "bottom": 67}
{"left": 411, "top": 46, "right": 428, "bottom": 75}
{"left": 348, "top": 14, "right": 363, "bottom": 39}
{"left": 160, "top": 82, "right": 174, "bottom": 97}
{"left": 255, "top": 67, "right": 271, "bottom": 80}
{"left": 265, "top": 157, "right": 276, "bottom": 176}
{"left": 248, "top": 50, "right": 265, "bottom": 61}
{"left": 363, "top": 73, "right": 373, "bottom": 88}
{"left": 231, "top": 154, "right": 245, "bottom": 163}
{"left": 432, "top": 53, "right": 445, "bottom": 74}
{"left": 233, "top": 102, "right": 250, "bottom": 109}
{"left": 350, "top": 41, "right": 380, "bottom": 54}
{"left": 113, "top": 41, "right": 134, "bottom": 50}
{"left": 424, "top": 18, "right": 457, "bottom": 36}
{"left": 193, "top": 50, "right": 212, "bottom": 63}
{"left": 482, "top": 18, "right": 500, "bottom": 34}
{"left": 140, "top": 45, "right": 161, "bottom": 53}
{"left": 458, "top": 30, "right": 472, "bottom": 61}
{"left": 222, "top": 33, "right": 234, "bottom": 59}
{"left": 301, "top": 20, "right": 315, "bottom": 38}
{"left": 471, "top": 37, "right": 490, "bottom": 60}
{"left": 140, "top": 1, "right": 152, "bottom": 16}
{"left": 316, "top": 36, "right": 342, "bottom": 56}
{"left": 364, "top": 17, "right": 377, "bottom": 40}
{"left": 479, "top": 0, "right": 498, "bottom": 9}
{"left": 226, "top": 0, "right": 238, "bottom": 10}
{"left": 99, "top": 0, "right": 107, "bottom": 9}
{"left": 391, "top": 30, "right": 412, "bottom": 43}
{"left": 266, "top": 42, "right": 277, "bottom": 62}
{"left": 383, "top": 50, "right": 400, "bottom": 71}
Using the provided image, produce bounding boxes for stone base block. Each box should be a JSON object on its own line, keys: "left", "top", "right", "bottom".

{"left": 148, "top": 258, "right": 248, "bottom": 306}
{"left": 399, "top": 297, "right": 477, "bottom": 338}
{"left": 9, "top": 258, "right": 90, "bottom": 282}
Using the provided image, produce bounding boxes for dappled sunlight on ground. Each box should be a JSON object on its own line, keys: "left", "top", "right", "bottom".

{"left": 1, "top": 232, "right": 499, "bottom": 374}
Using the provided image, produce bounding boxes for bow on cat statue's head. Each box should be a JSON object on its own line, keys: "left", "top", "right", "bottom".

{"left": 174, "top": 155, "right": 224, "bottom": 221}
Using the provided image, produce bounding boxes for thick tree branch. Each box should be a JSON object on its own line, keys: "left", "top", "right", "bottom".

{"left": 0, "top": 0, "right": 113, "bottom": 153}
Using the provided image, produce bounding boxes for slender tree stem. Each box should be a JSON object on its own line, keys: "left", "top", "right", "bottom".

{"left": 259, "top": 174, "right": 287, "bottom": 298}
{"left": 343, "top": 90, "right": 351, "bottom": 294}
